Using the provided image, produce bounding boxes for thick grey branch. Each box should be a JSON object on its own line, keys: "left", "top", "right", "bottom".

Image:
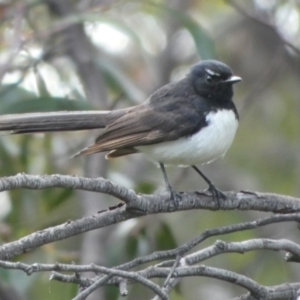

{"left": 0, "top": 174, "right": 300, "bottom": 214}
{"left": 0, "top": 173, "right": 137, "bottom": 203}
{"left": 0, "top": 173, "right": 300, "bottom": 260}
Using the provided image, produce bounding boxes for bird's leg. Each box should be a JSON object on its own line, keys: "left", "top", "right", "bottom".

{"left": 159, "top": 163, "right": 176, "bottom": 201}
{"left": 191, "top": 165, "right": 226, "bottom": 206}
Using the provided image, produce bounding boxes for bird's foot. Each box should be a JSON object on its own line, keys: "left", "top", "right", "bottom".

{"left": 207, "top": 184, "right": 226, "bottom": 208}
{"left": 167, "top": 185, "right": 180, "bottom": 209}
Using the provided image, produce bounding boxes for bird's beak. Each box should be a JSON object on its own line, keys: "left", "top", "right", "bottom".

{"left": 221, "top": 75, "right": 242, "bottom": 84}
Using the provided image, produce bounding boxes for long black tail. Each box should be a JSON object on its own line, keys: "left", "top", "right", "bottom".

{"left": 0, "top": 110, "right": 123, "bottom": 134}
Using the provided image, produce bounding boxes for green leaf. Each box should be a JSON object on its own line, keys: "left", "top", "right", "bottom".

{"left": 98, "top": 58, "right": 146, "bottom": 103}
{"left": 125, "top": 235, "right": 139, "bottom": 260}
{"left": 135, "top": 181, "right": 156, "bottom": 194}
{"left": 150, "top": 4, "right": 216, "bottom": 59}
{"left": 0, "top": 139, "right": 19, "bottom": 175}
{"left": 42, "top": 188, "right": 74, "bottom": 212}
{"left": 155, "top": 221, "right": 177, "bottom": 250}
{"left": 0, "top": 97, "right": 94, "bottom": 114}
{"left": 0, "top": 84, "right": 37, "bottom": 102}
{"left": 0, "top": 84, "right": 94, "bottom": 114}
{"left": 180, "top": 15, "right": 215, "bottom": 59}
{"left": 19, "top": 135, "right": 32, "bottom": 171}
{"left": 105, "top": 286, "right": 119, "bottom": 300}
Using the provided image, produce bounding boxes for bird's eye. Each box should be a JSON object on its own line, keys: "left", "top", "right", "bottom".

{"left": 205, "top": 75, "right": 213, "bottom": 83}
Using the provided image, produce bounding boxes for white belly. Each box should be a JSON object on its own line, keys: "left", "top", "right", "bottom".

{"left": 138, "top": 109, "right": 238, "bottom": 166}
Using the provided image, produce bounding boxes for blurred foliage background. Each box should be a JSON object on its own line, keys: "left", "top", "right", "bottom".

{"left": 0, "top": 0, "right": 300, "bottom": 299}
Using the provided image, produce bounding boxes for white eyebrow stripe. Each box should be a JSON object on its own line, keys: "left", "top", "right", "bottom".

{"left": 205, "top": 68, "right": 220, "bottom": 76}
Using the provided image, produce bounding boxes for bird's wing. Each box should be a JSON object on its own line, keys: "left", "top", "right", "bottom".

{"left": 76, "top": 94, "right": 208, "bottom": 156}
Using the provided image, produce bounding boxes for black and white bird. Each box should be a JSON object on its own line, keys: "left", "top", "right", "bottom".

{"left": 0, "top": 60, "right": 241, "bottom": 201}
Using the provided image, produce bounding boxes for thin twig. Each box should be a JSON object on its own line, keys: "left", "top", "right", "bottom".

{"left": 117, "top": 213, "right": 300, "bottom": 271}
{"left": 185, "top": 238, "right": 300, "bottom": 265}
{"left": 73, "top": 274, "right": 113, "bottom": 300}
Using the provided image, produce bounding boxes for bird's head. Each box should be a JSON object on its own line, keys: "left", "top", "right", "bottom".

{"left": 188, "top": 60, "right": 241, "bottom": 102}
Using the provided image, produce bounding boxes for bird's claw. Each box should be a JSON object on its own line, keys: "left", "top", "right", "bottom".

{"left": 167, "top": 185, "right": 180, "bottom": 209}
{"left": 207, "top": 184, "right": 226, "bottom": 208}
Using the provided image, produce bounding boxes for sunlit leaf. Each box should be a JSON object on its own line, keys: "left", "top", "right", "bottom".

{"left": 51, "top": 13, "right": 143, "bottom": 47}
{"left": 34, "top": 68, "right": 51, "bottom": 97}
